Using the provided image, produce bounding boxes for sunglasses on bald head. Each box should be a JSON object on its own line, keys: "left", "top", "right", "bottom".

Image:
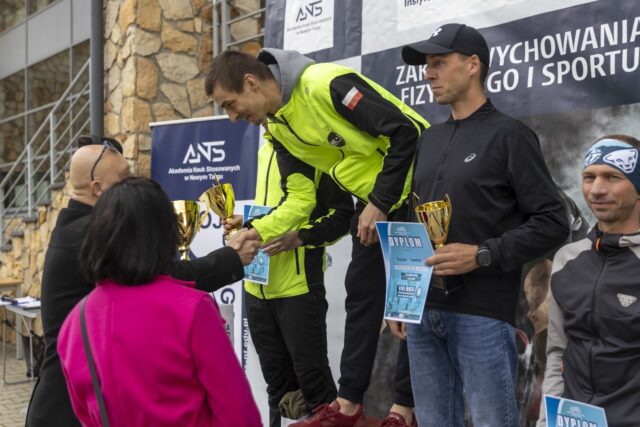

{"left": 77, "top": 135, "right": 124, "bottom": 182}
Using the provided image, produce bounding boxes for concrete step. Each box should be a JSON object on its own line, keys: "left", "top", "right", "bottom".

{"left": 22, "top": 215, "right": 37, "bottom": 224}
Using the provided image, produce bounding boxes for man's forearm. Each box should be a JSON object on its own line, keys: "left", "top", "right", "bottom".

{"left": 169, "top": 246, "right": 244, "bottom": 292}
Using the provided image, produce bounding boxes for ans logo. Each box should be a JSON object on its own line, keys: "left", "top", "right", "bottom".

{"left": 183, "top": 140, "right": 226, "bottom": 164}
{"left": 296, "top": 0, "right": 323, "bottom": 22}
{"left": 603, "top": 148, "right": 638, "bottom": 173}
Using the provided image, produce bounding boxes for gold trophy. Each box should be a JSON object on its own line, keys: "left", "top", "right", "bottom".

{"left": 415, "top": 194, "right": 463, "bottom": 294}
{"left": 172, "top": 200, "right": 207, "bottom": 260}
{"left": 200, "top": 175, "right": 237, "bottom": 236}
{"left": 415, "top": 194, "right": 452, "bottom": 249}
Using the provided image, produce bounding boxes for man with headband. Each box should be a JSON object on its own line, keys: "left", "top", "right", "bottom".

{"left": 538, "top": 135, "right": 640, "bottom": 427}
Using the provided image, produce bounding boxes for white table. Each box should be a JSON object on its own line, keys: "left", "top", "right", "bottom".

{"left": 2, "top": 304, "right": 41, "bottom": 385}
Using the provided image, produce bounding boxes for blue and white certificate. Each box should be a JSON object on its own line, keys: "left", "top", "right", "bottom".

{"left": 243, "top": 205, "right": 273, "bottom": 285}
{"left": 544, "top": 395, "right": 608, "bottom": 427}
{"left": 376, "top": 222, "right": 434, "bottom": 323}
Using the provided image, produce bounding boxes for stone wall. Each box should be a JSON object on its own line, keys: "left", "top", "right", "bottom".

{"left": 0, "top": 181, "right": 69, "bottom": 290}
{"left": 103, "top": 0, "right": 262, "bottom": 176}
{"left": 0, "top": 176, "right": 69, "bottom": 341}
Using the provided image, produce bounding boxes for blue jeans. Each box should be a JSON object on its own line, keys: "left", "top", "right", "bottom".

{"left": 407, "top": 308, "right": 518, "bottom": 427}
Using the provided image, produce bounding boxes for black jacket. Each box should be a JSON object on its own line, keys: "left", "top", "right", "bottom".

{"left": 26, "top": 199, "right": 244, "bottom": 427}
{"left": 412, "top": 100, "right": 569, "bottom": 324}
{"left": 547, "top": 229, "right": 640, "bottom": 427}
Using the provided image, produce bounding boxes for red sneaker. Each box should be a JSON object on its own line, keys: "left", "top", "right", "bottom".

{"left": 380, "top": 412, "right": 417, "bottom": 427}
{"left": 290, "top": 401, "right": 366, "bottom": 427}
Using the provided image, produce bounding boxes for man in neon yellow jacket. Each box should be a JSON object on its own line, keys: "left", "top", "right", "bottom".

{"left": 207, "top": 48, "right": 428, "bottom": 427}
{"left": 227, "top": 140, "right": 353, "bottom": 427}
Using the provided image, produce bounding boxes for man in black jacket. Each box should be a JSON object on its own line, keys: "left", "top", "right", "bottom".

{"left": 25, "top": 136, "right": 260, "bottom": 427}
{"left": 397, "top": 24, "right": 569, "bottom": 427}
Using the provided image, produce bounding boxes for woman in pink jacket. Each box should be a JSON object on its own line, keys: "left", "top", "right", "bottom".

{"left": 57, "top": 177, "right": 262, "bottom": 427}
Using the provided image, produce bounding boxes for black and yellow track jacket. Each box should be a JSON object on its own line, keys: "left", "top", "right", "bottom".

{"left": 245, "top": 141, "right": 353, "bottom": 299}
{"left": 257, "top": 48, "right": 429, "bottom": 214}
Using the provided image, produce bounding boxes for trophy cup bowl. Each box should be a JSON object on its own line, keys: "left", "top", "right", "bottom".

{"left": 415, "top": 194, "right": 461, "bottom": 294}
{"left": 415, "top": 194, "right": 452, "bottom": 248}
{"left": 200, "top": 182, "right": 236, "bottom": 234}
{"left": 172, "top": 200, "right": 206, "bottom": 260}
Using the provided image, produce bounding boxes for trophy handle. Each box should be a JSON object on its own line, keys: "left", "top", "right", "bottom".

{"left": 199, "top": 209, "right": 208, "bottom": 229}
{"left": 212, "top": 172, "right": 222, "bottom": 188}
{"left": 444, "top": 194, "right": 452, "bottom": 219}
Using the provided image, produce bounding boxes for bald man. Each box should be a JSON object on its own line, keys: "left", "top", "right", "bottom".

{"left": 26, "top": 136, "right": 259, "bottom": 427}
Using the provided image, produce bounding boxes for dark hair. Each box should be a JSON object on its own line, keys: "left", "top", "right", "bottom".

{"left": 597, "top": 134, "right": 640, "bottom": 148}
{"left": 204, "top": 50, "right": 274, "bottom": 96}
{"left": 79, "top": 177, "right": 177, "bottom": 285}
{"left": 479, "top": 62, "right": 488, "bottom": 84}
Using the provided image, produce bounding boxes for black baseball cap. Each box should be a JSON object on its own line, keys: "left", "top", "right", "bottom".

{"left": 402, "top": 23, "right": 490, "bottom": 67}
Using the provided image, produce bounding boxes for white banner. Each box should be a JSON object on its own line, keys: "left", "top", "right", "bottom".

{"left": 283, "top": 0, "right": 334, "bottom": 53}
{"left": 362, "top": 0, "right": 597, "bottom": 55}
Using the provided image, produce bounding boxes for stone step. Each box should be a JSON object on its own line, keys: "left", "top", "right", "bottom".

{"left": 22, "top": 215, "right": 37, "bottom": 224}
{"left": 10, "top": 230, "right": 24, "bottom": 238}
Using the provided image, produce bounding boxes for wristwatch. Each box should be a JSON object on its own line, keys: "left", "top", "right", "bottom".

{"left": 476, "top": 245, "right": 492, "bottom": 267}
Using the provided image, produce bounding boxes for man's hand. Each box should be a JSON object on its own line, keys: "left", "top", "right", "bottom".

{"left": 227, "top": 227, "right": 262, "bottom": 250}
{"left": 262, "top": 231, "right": 303, "bottom": 256}
{"left": 357, "top": 202, "right": 386, "bottom": 246}
{"left": 387, "top": 320, "right": 407, "bottom": 340}
{"left": 223, "top": 215, "right": 243, "bottom": 236}
{"left": 425, "top": 243, "right": 479, "bottom": 276}
{"left": 235, "top": 239, "right": 262, "bottom": 266}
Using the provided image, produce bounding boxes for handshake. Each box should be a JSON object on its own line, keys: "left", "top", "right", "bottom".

{"left": 224, "top": 215, "right": 303, "bottom": 265}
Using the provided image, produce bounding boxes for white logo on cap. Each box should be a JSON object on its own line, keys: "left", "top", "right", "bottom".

{"left": 603, "top": 148, "right": 638, "bottom": 173}
{"left": 430, "top": 28, "right": 442, "bottom": 38}
{"left": 617, "top": 293, "right": 637, "bottom": 308}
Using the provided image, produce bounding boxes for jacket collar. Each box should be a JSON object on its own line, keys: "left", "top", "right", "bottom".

{"left": 67, "top": 198, "right": 93, "bottom": 213}
{"left": 445, "top": 99, "right": 495, "bottom": 124}
{"left": 590, "top": 225, "right": 640, "bottom": 252}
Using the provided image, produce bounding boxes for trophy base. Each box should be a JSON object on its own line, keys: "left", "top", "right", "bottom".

{"left": 431, "top": 275, "right": 465, "bottom": 296}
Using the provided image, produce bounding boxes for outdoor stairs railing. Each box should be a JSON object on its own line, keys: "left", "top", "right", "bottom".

{"left": 0, "top": 59, "right": 91, "bottom": 252}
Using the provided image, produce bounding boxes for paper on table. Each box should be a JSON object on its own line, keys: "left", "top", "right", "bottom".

{"left": 19, "top": 300, "right": 41, "bottom": 309}
{"left": 0, "top": 296, "right": 40, "bottom": 308}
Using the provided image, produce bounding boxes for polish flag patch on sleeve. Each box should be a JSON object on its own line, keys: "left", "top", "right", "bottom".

{"left": 342, "top": 87, "right": 363, "bottom": 110}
